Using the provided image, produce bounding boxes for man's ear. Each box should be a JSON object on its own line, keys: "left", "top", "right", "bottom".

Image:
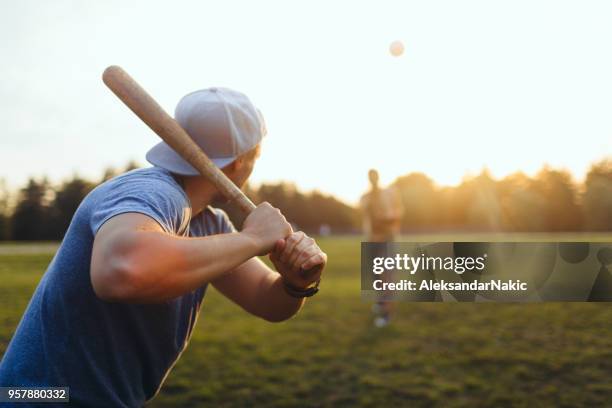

{"left": 233, "top": 157, "right": 245, "bottom": 170}
{"left": 222, "top": 159, "right": 240, "bottom": 175}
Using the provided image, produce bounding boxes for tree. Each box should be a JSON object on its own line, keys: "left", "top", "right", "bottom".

{"left": 11, "top": 178, "right": 52, "bottom": 240}
{"left": 124, "top": 160, "right": 140, "bottom": 173}
{"left": 583, "top": 159, "right": 612, "bottom": 231}
{"left": 465, "top": 170, "right": 502, "bottom": 231}
{"left": 533, "top": 167, "right": 582, "bottom": 231}
{"left": 0, "top": 179, "right": 10, "bottom": 240}
{"left": 48, "top": 176, "right": 95, "bottom": 239}
{"left": 498, "top": 172, "right": 547, "bottom": 231}
{"left": 215, "top": 182, "right": 358, "bottom": 233}
{"left": 393, "top": 172, "right": 440, "bottom": 231}
{"left": 101, "top": 166, "right": 119, "bottom": 183}
{"left": 307, "top": 191, "right": 357, "bottom": 233}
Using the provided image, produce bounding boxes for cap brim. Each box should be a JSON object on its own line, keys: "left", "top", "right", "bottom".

{"left": 145, "top": 142, "right": 235, "bottom": 176}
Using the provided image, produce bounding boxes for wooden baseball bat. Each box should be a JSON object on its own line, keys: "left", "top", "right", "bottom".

{"left": 102, "top": 65, "right": 256, "bottom": 214}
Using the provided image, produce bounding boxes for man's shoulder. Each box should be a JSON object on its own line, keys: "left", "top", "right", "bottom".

{"left": 93, "top": 167, "right": 184, "bottom": 198}
{"left": 85, "top": 167, "right": 188, "bottom": 216}
{"left": 109, "top": 166, "right": 176, "bottom": 185}
{"left": 79, "top": 167, "right": 191, "bottom": 236}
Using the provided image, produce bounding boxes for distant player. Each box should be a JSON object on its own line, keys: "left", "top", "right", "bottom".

{"left": 360, "top": 169, "right": 403, "bottom": 327}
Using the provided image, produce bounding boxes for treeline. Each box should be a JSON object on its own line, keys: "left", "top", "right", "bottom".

{"left": 0, "top": 159, "right": 610, "bottom": 240}
{"left": 214, "top": 183, "right": 358, "bottom": 233}
{"left": 394, "top": 160, "right": 611, "bottom": 232}
{"left": 0, "top": 162, "right": 357, "bottom": 240}
{"left": 0, "top": 162, "right": 139, "bottom": 241}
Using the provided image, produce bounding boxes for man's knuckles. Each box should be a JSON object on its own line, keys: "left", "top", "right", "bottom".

{"left": 286, "top": 231, "right": 304, "bottom": 246}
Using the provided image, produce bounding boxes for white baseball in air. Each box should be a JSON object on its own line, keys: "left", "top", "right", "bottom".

{"left": 389, "top": 40, "right": 404, "bottom": 57}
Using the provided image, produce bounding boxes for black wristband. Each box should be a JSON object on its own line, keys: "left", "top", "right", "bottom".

{"left": 282, "top": 279, "right": 320, "bottom": 298}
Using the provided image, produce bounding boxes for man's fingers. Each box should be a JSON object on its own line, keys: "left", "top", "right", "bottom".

{"left": 272, "top": 231, "right": 326, "bottom": 286}
{"left": 274, "top": 238, "right": 286, "bottom": 253}
{"left": 287, "top": 236, "right": 315, "bottom": 267}
{"left": 289, "top": 243, "right": 322, "bottom": 274}
{"left": 301, "top": 252, "right": 327, "bottom": 272}
{"left": 269, "top": 239, "right": 285, "bottom": 262}
{"left": 279, "top": 231, "right": 305, "bottom": 263}
{"left": 300, "top": 261, "right": 323, "bottom": 284}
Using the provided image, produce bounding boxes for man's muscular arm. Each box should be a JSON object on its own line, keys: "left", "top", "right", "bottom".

{"left": 90, "top": 202, "right": 290, "bottom": 303}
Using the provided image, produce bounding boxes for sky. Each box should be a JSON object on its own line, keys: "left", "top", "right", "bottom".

{"left": 1, "top": 0, "right": 611, "bottom": 204}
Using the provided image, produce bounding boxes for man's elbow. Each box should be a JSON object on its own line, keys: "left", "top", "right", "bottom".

{"left": 261, "top": 307, "right": 302, "bottom": 323}
{"left": 262, "top": 314, "right": 294, "bottom": 323}
{"left": 91, "top": 256, "right": 145, "bottom": 302}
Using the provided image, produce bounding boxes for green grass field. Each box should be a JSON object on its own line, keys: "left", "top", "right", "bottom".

{"left": 1, "top": 236, "right": 611, "bottom": 407}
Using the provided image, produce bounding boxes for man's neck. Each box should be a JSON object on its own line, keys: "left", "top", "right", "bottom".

{"left": 176, "top": 175, "right": 218, "bottom": 216}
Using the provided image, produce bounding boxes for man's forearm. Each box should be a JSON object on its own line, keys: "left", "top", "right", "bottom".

{"left": 253, "top": 272, "right": 306, "bottom": 322}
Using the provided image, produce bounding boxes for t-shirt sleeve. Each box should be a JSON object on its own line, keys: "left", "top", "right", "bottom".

{"left": 89, "top": 177, "right": 188, "bottom": 236}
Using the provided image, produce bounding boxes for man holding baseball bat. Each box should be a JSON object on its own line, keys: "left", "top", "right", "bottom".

{"left": 0, "top": 86, "right": 326, "bottom": 407}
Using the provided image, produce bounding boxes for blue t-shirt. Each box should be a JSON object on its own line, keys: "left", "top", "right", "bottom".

{"left": 0, "top": 167, "right": 235, "bottom": 407}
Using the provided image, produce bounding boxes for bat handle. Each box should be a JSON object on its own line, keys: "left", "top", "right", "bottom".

{"left": 235, "top": 193, "right": 257, "bottom": 214}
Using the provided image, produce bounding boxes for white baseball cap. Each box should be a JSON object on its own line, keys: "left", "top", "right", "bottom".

{"left": 146, "top": 87, "right": 266, "bottom": 175}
